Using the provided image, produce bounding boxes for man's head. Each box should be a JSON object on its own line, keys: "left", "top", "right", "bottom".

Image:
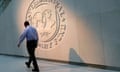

{"left": 24, "top": 21, "right": 30, "bottom": 28}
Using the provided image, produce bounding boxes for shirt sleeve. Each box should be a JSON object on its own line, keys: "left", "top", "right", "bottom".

{"left": 18, "top": 29, "right": 27, "bottom": 45}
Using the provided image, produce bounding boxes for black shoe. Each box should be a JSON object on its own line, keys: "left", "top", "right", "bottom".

{"left": 25, "top": 62, "right": 30, "bottom": 68}
{"left": 32, "top": 69, "right": 39, "bottom": 72}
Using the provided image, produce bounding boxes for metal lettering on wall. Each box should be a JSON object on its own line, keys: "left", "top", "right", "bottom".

{"left": 26, "top": 0, "right": 66, "bottom": 49}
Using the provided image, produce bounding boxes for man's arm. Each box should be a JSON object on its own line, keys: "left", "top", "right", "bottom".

{"left": 17, "top": 29, "right": 27, "bottom": 47}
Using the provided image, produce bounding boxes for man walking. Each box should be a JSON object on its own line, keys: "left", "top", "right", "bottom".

{"left": 17, "top": 21, "right": 39, "bottom": 72}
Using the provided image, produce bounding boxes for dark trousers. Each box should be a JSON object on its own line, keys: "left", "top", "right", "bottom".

{"left": 27, "top": 40, "right": 39, "bottom": 70}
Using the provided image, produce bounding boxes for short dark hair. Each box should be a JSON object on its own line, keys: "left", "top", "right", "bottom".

{"left": 24, "top": 21, "right": 29, "bottom": 27}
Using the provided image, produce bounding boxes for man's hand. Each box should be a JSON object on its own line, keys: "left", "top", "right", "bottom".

{"left": 17, "top": 44, "right": 20, "bottom": 48}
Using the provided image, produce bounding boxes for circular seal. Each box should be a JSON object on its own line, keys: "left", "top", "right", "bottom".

{"left": 26, "top": 0, "right": 66, "bottom": 49}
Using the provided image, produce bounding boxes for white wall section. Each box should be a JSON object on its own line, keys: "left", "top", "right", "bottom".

{"left": 0, "top": 0, "right": 120, "bottom": 67}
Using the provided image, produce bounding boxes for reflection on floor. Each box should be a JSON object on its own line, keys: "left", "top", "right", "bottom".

{"left": 0, "top": 55, "right": 119, "bottom": 72}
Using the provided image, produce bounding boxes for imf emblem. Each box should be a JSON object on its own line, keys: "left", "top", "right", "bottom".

{"left": 26, "top": 0, "right": 66, "bottom": 49}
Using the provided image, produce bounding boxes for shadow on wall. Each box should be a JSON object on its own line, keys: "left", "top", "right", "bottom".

{"left": 0, "top": 0, "right": 12, "bottom": 15}
{"left": 69, "top": 48, "right": 89, "bottom": 72}
{"left": 69, "top": 48, "right": 84, "bottom": 64}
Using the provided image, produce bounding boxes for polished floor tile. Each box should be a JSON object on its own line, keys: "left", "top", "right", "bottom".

{"left": 0, "top": 55, "right": 119, "bottom": 72}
